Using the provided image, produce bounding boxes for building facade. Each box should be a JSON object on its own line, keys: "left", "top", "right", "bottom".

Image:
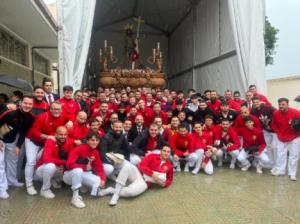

{"left": 0, "top": 0, "right": 58, "bottom": 94}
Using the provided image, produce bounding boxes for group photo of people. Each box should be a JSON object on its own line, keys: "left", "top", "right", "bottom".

{"left": 1, "top": 77, "right": 300, "bottom": 209}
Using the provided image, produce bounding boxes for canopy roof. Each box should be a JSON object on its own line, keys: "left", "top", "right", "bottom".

{"left": 93, "top": 0, "right": 197, "bottom": 36}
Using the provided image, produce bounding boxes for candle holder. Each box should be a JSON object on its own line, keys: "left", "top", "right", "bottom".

{"left": 99, "top": 40, "right": 118, "bottom": 72}
{"left": 147, "top": 42, "right": 163, "bottom": 72}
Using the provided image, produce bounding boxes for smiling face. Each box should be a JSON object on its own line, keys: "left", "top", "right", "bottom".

{"left": 76, "top": 112, "right": 87, "bottom": 125}
{"left": 43, "top": 81, "right": 53, "bottom": 94}
{"left": 149, "top": 124, "right": 159, "bottom": 138}
{"left": 279, "top": 100, "right": 289, "bottom": 112}
{"left": 161, "top": 146, "right": 171, "bottom": 160}
{"left": 20, "top": 97, "right": 33, "bottom": 112}
{"left": 50, "top": 102, "right": 62, "bottom": 117}
{"left": 113, "top": 121, "right": 123, "bottom": 134}
{"left": 87, "top": 136, "right": 100, "bottom": 149}
{"left": 33, "top": 88, "right": 45, "bottom": 101}
{"left": 55, "top": 126, "right": 68, "bottom": 144}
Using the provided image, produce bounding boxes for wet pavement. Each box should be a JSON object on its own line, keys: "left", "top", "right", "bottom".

{"left": 1, "top": 167, "right": 299, "bottom": 224}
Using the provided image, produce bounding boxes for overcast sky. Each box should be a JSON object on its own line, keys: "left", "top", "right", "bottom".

{"left": 266, "top": 0, "right": 300, "bottom": 79}
{"left": 43, "top": 0, "right": 300, "bottom": 80}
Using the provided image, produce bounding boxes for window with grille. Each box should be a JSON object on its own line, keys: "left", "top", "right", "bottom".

{"left": 0, "top": 28, "right": 27, "bottom": 66}
{"left": 34, "top": 52, "right": 49, "bottom": 75}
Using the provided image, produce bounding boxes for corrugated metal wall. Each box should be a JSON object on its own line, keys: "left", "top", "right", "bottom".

{"left": 168, "top": 0, "right": 246, "bottom": 94}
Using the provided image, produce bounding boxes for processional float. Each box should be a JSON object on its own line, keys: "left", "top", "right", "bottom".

{"left": 98, "top": 17, "right": 166, "bottom": 89}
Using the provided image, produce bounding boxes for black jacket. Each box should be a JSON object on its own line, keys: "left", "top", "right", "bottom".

{"left": 99, "top": 130, "right": 130, "bottom": 164}
{"left": 127, "top": 125, "right": 147, "bottom": 143}
{"left": 194, "top": 107, "right": 218, "bottom": 124}
{"left": 0, "top": 109, "right": 35, "bottom": 147}
{"left": 130, "top": 131, "right": 169, "bottom": 156}
{"left": 43, "top": 93, "right": 59, "bottom": 104}
{"left": 217, "top": 110, "right": 239, "bottom": 124}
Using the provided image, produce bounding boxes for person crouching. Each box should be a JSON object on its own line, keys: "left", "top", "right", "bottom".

{"left": 63, "top": 132, "right": 112, "bottom": 208}
{"left": 237, "top": 116, "right": 270, "bottom": 173}
{"left": 35, "top": 126, "right": 73, "bottom": 198}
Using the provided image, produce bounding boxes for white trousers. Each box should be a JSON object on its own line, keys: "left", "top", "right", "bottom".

{"left": 237, "top": 148, "right": 270, "bottom": 168}
{"left": 275, "top": 137, "right": 300, "bottom": 176}
{"left": 35, "top": 163, "right": 63, "bottom": 190}
{"left": 116, "top": 161, "right": 147, "bottom": 197}
{"left": 63, "top": 168, "right": 101, "bottom": 195}
{"left": 173, "top": 149, "right": 204, "bottom": 168}
{"left": 4, "top": 136, "right": 19, "bottom": 185}
{"left": 25, "top": 138, "right": 42, "bottom": 186}
{"left": 263, "top": 130, "right": 278, "bottom": 168}
{"left": 0, "top": 140, "right": 8, "bottom": 191}
{"left": 201, "top": 159, "right": 214, "bottom": 175}
{"left": 130, "top": 153, "right": 142, "bottom": 166}
{"left": 216, "top": 149, "right": 239, "bottom": 164}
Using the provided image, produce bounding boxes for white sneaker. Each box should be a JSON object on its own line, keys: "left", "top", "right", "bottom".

{"left": 270, "top": 169, "right": 284, "bottom": 176}
{"left": 176, "top": 165, "right": 181, "bottom": 172}
{"left": 290, "top": 176, "right": 297, "bottom": 181}
{"left": 109, "top": 194, "right": 119, "bottom": 206}
{"left": 184, "top": 164, "right": 189, "bottom": 172}
{"left": 217, "top": 161, "right": 223, "bottom": 167}
{"left": 256, "top": 165, "right": 263, "bottom": 174}
{"left": 71, "top": 196, "right": 86, "bottom": 208}
{"left": 98, "top": 187, "right": 115, "bottom": 197}
{"left": 229, "top": 162, "right": 235, "bottom": 169}
{"left": 0, "top": 190, "right": 9, "bottom": 199}
{"left": 241, "top": 163, "right": 251, "bottom": 171}
{"left": 51, "top": 179, "right": 62, "bottom": 189}
{"left": 191, "top": 169, "right": 198, "bottom": 175}
{"left": 40, "top": 189, "right": 55, "bottom": 199}
{"left": 27, "top": 185, "right": 38, "bottom": 196}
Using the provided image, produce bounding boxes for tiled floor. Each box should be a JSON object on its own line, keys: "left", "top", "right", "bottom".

{"left": 1, "top": 167, "right": 299, "bottom": 224}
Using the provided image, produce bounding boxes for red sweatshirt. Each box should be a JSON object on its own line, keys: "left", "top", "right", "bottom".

{"left": 32, "top": 99, "right": 49, "bottom": 116}
{"left": 66, "top": 144, "right": 106, "bottom": 182}
{"left": 237, "top": 127, "right": 266, "bottom": 153}
{"left": 150, "top": 111, "right": 168, "bottom": 125}
{"left": 138, "top": 153, "right": 173, "bottom": 187}
{"left": 255, "top": 93, "right": 272, "bottom": 106}
{"left": 228, "top": 99, "right": 241, "bottom": 112}
{"left": 234, "top": 114, "right": 262, "bottom": 132}
{"left": 68, "top": 121, "right": 90, "bottom": 141}
{"left": 207, "top": 100, "right": 221, "bottom": 114}
{"left": 145, "top": 136, "right": 159, "bottom": 152}
{"left": 214, "top": 127, "right": 241, "bottom": 151}
{"left": 36, "top": 138, "right": 74, "bottom": 169}
{"left": 108, "top": 102, "right": 118, "bottom": 113}
{"left": 26, "top": 111, "right": 68, "bottom": 143}
{"left": 203, "top": 124, "right": 219, "bottom": 141}
{"left": 160, "top": 128, "right": 172, "bottom": 142}
{"left": 192, "top": 131, "right": 213, "bottom": 152}
{"left": 271, "top": 108, "right": 300, "bottom": 142}
{"left": 58, "top": 97, "right": 80, "bottom": 122}
{"left": 170, "top": 132, "right": 194, "bottom": 156}
{"left": 137, "top": 107, "right": 154, "bottom": 127}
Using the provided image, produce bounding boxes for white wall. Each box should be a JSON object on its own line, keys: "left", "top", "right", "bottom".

{"left": 267, "top": 76, "right": 300, "bottom": 109}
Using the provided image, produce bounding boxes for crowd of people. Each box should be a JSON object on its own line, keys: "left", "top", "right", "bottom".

{"left": 0, "top": 77, "right": 300, "bottom": 209}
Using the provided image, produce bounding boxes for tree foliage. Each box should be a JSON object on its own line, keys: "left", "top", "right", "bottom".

{"left": 264, "top": 16, "right": 279, "bottom": 66}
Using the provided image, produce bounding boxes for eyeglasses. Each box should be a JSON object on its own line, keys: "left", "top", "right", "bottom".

{"left": 50, "top": 108, "right": 62, "bottom": 111}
